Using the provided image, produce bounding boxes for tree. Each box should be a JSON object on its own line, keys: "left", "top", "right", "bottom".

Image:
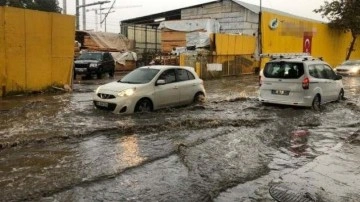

{"left": 0, "top": 0, "right": 61, "bottom": 13}
{"left": 314, "top": 0, "right": 360, "bottom": 60}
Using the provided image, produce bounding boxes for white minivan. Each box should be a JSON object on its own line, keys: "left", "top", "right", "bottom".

{"left": 259, "top": 55, "right": 344, "bottom": 110}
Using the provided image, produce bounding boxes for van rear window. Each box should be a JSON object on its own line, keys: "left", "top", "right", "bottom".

{"left": 263, "top": 62, "right": 304, "bottom": 79}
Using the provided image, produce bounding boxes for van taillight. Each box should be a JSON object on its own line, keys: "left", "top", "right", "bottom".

{"left": 302, "top": 77, "right": 309, "bottom": 89}
{"left": 259, "top": 76, "right": 262, "bottom": 86}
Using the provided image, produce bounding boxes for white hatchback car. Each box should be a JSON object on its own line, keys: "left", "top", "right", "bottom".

{"left": 335, "top": 60, "right": 360, "bottom": 76}
{"left": 93, "top": 65, "right": 206, "bottom": 114}
{"left": 259, "top": 55, "right": 344, "bottom": 110}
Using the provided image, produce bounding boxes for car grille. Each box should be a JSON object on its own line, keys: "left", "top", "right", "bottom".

{"left": 93, "top": 101, "right": 117, "bottom": 111}
{"left": 97, "top": 93, "right": 115, "bottom": 99}
{"left": 75, "top": 64, "right": 89, "bottom": 68}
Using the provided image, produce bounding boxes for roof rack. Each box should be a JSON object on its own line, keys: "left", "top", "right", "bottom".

{"left": 260, "top": 53, "right": 310, "bottom": 60}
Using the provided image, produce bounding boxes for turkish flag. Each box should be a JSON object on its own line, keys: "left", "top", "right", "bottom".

{"left": 303, "top": 34, "right": 312, "bottom": 54}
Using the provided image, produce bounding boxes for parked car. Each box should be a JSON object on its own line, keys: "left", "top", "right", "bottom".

{"left": 334, "top": 60, "right": 360, "bottom": 76}
{"left": 259, "top": 54, "right": 344, "bottom": 110}
{"left": 74, "top": 51, "right": 115, "bottom": 79}
{"left": 93, "top": 65, "right": 206, "bottom": 114}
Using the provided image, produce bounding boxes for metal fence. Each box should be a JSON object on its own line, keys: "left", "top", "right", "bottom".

{"left": 181, "top": 54, "right": 259, "bottom": 80}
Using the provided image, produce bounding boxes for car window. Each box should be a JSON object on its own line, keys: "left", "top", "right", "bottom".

{"left": 159, "top": 69, "right": 176, "bottom": 84}
{"left": 314, "top": 64, "right": 326, "bottom": 79}
{"left": 323, "top": 65, "right": 336, "bottom": 79}
{"left": 103, "top": 53, "right": 112, "bottom": 61}
{"left": 263, "top": 62, "right": 304, "bottom": 79}
{"left": 78, "top": 52, "right": 102, "bottom": 61}
{"left": 187, "top": 71, "right": 195, "bottom": 80}
{"left": 308, "top": 65, "right": 320, "bottom": 78}
{"left": 119, "top": 68, "right": 159, "bottom": 84}
{"left": 176, "top": 69, "right": 193, "bottom": 81}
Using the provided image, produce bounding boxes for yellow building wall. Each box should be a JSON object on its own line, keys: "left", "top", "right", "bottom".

{"left": 0, "top": 7, "right": 75, "bottom": 96}
{"left": 261, "top": 11, "right": 360, "bottom": 68}
{"left": 215, "top": 33, "right": 256, "bottom": 55}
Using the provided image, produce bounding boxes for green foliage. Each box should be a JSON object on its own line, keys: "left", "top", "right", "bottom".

{"left": 314, "top": 0, "right": 360, "bottom": 59}
{"left": 0, "top": 0, "right": 61, "bottom": 13}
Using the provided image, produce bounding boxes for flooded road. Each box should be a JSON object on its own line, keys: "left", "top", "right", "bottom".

{"left": 0, "top": 75, "right": 359, "bottom": 201}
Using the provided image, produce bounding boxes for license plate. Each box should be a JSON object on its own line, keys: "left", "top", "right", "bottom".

{"left": 96, "top": 101, "right": 108, "bottom": 107}
{"left": 75, "top": 68, "right": 87, "bottom": 72}
{"left": 271, "top": 90, "right": 290, "bottom": 95}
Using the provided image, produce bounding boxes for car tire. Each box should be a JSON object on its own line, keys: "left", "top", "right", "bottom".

{"left": 135, "top": 98, "right": 153, "bottom": 113}
{"left": 312, "top": 95, "right": 321, "bottom": 111}
{"left": 193, "top": 92, "right": 205, "bottom": 104}
{"left": 337, "top": 89, "right": 344, "bottom": 101}
{"left": 97, "top": 69, "right": 102, "bottom": 79}
{"left": 109, "top": 68, "right": 115, "bottom": 78}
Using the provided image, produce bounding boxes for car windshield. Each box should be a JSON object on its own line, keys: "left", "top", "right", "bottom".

{"left": 263, "top": 62, "right": 304, "bottom": 79}
{"left": 78, "top": 53, "right": 102, "bottom": 61}
{"left": 342, "top": 60, "right": 360, "bottom": 66}
{"left": 119, "top": 68, "right": 160, "bottom": 84}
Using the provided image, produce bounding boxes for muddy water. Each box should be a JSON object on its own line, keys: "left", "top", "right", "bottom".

{"left": 0, "top": 75, "right": 359, "bottom": 201}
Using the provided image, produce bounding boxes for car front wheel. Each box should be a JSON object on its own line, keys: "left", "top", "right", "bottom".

{"left": 193, "top": 92, "right": 205, "bottom": 104}
{"left": 135, "top": 98, "right": 153, "bottom": 113}
{"left": 109, "top": 68, "right": 115, "bottom": 77}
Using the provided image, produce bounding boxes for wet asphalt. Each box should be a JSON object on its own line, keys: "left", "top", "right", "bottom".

{"left": 0, "top": 74, "right": 359, "bottom": 202}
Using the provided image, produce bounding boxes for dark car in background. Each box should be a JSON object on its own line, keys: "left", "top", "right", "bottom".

{"left": 74, "top": 51, "right": 115, "bottom": 79}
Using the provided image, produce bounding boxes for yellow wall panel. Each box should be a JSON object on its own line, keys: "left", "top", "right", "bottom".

{"left": 216, "top": 34, "right": 228, "bottom": 55}
{"left": 241, "top": 35, "right": 256, "bottom": 54}
{"left": 235, "top": 35, "right": 243, "bottom": 54}
{"left": 52, "top": 58, "right": 72, "bottom": 85}
{"left": 0, "top": 7, "right": 5, "bottom": 96}
{"left": 216, "top": 33, "right": 256, "bottom": 55}
{"left": 52, "top": 13, "right": 75, "bottom": 58}
{"left": 25, "top": 9, "right": 52, "bottom": 90}
{"left": 4, "top": 7, "right": 26, "bottom": 92}
{"left": 52, "top": 13, "right": 75, "bottom": 85}
{"left": 0, "top": 7, "right": 75, "bottom": 96}
{"left": 228, "top": 34, "right": 236, "bottom": 55}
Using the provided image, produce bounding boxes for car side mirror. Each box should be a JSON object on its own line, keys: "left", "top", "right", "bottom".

{"left": 335, "top": 74, "right": 342, "bottom": 80}
{"left": 156, "top": 79, "right": 166, "bottom": 85}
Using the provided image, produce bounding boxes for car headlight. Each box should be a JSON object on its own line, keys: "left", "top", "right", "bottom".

{"left": 118, "top": 88, "right": 135, "bottom": 97}
{"left": 95, "top": 86, "right": 101, "bottom": 94}
{"left": 350, "top": 67, "right": 359, "bottom": 73}
{"left": 90, "top": 63, "right": 98, "bottom": 68}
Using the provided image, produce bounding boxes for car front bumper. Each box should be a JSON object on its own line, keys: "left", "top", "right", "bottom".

{"left": 93, "top": 94, "right": 137, "bottom": 114}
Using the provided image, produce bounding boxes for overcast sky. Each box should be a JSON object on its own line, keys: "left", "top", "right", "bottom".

{"left": 60, "top": 0, "right": 327, "bottom": 33}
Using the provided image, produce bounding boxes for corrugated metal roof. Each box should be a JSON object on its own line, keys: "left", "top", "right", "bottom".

{"left": 122, "top": 0, "right": 324, "bottom": 24}
{"left": 232, "top": 0, "right": 323, "bottom": 23}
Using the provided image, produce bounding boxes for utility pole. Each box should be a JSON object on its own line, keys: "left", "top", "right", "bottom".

{"left": 258, "top": 0, "right": 262, "bottom": 55}
{"left": 87, "top": 4, "right": 141, "bottom": 32}
{"left": 76, "top": 1, "right": 111, "bottom": 30}
{"left": 82, "top": 0, "right": 86, "bottom": 30}
{"left": 62, "top": 0, "right": 67, "bottom": 14}
{"left": 76, "top": 0, "right": 79, "bottom": 30}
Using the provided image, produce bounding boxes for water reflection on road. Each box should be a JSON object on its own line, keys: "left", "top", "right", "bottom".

{"left": 0, "top": 75, "right": 359, "bottom": 201}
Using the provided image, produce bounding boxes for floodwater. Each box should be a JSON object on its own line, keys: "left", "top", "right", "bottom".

{"left": 0, "top": 75, "right": 359, "bottom": 201}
